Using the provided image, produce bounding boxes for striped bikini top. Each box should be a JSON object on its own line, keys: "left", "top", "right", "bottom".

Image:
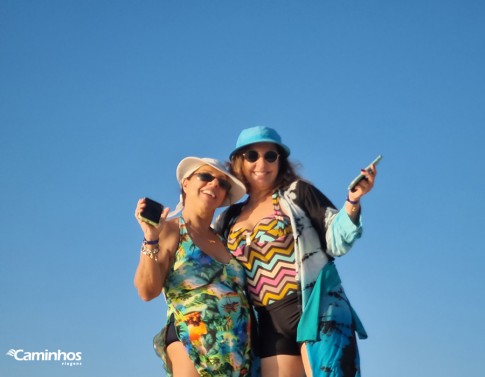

{"left": 227, "top": 192, "right": 297, "bottom": 307}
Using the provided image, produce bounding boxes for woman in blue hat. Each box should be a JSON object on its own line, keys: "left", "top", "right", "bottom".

{"left": 215, "top": 127, "right": 378, "bottom": 377}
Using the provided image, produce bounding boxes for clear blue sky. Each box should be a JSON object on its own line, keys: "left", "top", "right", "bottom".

{"left": 1, "top": 1, "right": 484, "bottom": 376}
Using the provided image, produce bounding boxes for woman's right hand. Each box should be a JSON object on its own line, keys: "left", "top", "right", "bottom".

{"left": 134, "top": 198, "right": 170, "bottom": 241}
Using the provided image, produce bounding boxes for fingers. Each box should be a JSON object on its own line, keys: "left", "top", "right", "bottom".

{"left": 348, "top": 165, "right": 378, "bottom": 199}
{"left": 367, "top": 164, "right": 378, "bottom": 188}
{"left": 160, "top": 207, "right": 170, "bottom": 223}
{"left": 368, "top": 164, "right": 378, "bottom": 179}
{"left": 358, "top": 165, "right": 377, "bottom": 192}
{"left": 134, "top": 197, "right": 147, "bottom": 220}
{"left": 135, "top": 198, "right": 171, "bottom": 239}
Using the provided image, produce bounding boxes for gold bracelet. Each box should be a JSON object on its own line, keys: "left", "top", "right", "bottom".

{"left": 140, "top": 244, "right": 159, "bottom": 261}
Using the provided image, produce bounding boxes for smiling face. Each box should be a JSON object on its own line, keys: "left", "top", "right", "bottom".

{"left": 182, "top": 165, "right": 230, "bottom": 209}
{"left": 241, "top": 142, "right": 280, "bottom": 193}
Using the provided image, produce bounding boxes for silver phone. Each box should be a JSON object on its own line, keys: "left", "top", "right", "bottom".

{"left": 348, "top": 155, "right": 382, "bottom": 191}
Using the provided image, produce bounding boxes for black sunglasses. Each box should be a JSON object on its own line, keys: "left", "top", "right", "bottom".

{"left": 242, "top": 150, "right": 280, "bottom": 163}
{"left": 195, "top": 172, "right": 232, "bottom": 191}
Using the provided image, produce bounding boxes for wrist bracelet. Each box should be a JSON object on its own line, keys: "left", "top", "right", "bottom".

{"left": 346, "top": 196, "right": 360, "bottom": 205}
{"left": 141, "top": 244, "right": 160, "bottom": 261}
{"left": 143, "top": 238, "right": 159, "bottom": 245}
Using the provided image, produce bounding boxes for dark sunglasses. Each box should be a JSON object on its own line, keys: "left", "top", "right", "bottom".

{"left": 242, "top": 150, "right": 280, "bottom": 163}
{"left": 195, "top": 172, "right": 232, "bottom": 191}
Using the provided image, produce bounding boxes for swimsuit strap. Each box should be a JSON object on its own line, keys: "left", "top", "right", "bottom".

{"left": 178, "top": 215, "right": 189, "bottom": 243}
{"left": 272, "top": 191, "right": 285, "bottom": 221}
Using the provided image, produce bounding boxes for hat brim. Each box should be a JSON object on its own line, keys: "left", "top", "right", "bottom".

{"left": 176, "top": 157, "right": 246, "bottom": 207}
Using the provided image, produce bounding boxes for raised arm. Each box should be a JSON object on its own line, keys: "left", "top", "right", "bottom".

{"left": 133, "top": 198, "right": 178, "bottom": 301}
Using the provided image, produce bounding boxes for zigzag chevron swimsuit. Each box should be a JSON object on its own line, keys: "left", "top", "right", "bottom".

{"left": 227, "top": 192, "right": 301, "bottom": 356}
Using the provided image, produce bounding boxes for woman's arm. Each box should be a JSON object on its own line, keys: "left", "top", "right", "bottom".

{"left": 133, "top": 199, "right": 177, "bottom": 301}
{"left": 326, "top": 207, "right": 362, "bottom": 257}
{"left": 328, "top": 163, "right": 378, "bottom": 256}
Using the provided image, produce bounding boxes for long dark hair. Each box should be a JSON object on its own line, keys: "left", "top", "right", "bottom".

{"left": 229, "top": 145, "right": 300, "bottom": 192}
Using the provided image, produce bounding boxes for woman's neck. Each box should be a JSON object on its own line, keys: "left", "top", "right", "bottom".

{"left": 247, "top": 189, "right": 274, "bottom": 207}
{"left": 182, "top": 208, "right": 213, "bottom": 233}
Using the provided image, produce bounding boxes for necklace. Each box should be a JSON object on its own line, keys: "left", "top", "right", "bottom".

{"left": 186, "top": 224, "right": 217, "bottom": 244}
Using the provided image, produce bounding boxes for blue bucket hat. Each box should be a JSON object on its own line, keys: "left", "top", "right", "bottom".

{"left": 230, "top": 126, "right": 291, "bottom": 159}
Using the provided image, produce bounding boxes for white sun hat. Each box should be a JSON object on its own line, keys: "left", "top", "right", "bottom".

{"left": 167, "top": 157, "right": 247, "bottom": 218}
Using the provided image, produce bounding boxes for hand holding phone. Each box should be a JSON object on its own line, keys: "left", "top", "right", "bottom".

{"left": 348, "top": 155, "right": 382, "bottom": 192}
{"left": 138, "top": 197, "right": 164, "bottom": 227}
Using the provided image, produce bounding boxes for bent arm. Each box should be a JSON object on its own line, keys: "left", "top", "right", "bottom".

{"left": 134, "top": 221, "right": 178, "bottom": 301}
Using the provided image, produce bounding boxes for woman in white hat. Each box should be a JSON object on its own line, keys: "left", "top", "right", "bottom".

{"left": 215, "top": 126, "right": 378, "bottom": 377}
{"left": 134, "top": 157, "right": 251, "bottom": 377}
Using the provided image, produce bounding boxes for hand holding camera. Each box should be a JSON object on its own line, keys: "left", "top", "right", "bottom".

{"left": 135, "top": 197, "right": 168, "bottom": 241}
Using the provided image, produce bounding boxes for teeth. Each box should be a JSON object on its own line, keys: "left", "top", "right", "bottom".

{"left": 201, "top": 190, "right": 215, "bottom": 198}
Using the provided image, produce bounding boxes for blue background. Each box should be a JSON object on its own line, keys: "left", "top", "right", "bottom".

{"left": 1, "top": 1, "right": 484, "bottom": 376}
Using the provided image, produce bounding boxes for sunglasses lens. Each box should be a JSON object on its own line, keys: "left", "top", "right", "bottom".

{"left": 196, "top": 173, "right": 231, "bottom": 191}
{"left": 218, "top": 179, "right": 231, "bottom": 191}
{"left": 244, "top": 150, "right": 259, "bottom": 163}
{"left": 264, "top": 151, "right": 279, "bottom": 163}
{"left": 197, "top": 172, "right": 214, "bottom": 182}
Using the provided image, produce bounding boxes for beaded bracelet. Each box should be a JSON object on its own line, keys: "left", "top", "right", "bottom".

{"left": 141, "top": 244, "right": 160, "bottom": 261}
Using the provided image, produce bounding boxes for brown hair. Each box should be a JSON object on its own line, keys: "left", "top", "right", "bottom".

{"left": 229, "top": 145, "right": 300, "bottom": 192}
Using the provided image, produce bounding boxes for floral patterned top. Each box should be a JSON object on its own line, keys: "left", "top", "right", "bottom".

{"left": 153, "top": 216, "right": 252, "bottom": 377}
